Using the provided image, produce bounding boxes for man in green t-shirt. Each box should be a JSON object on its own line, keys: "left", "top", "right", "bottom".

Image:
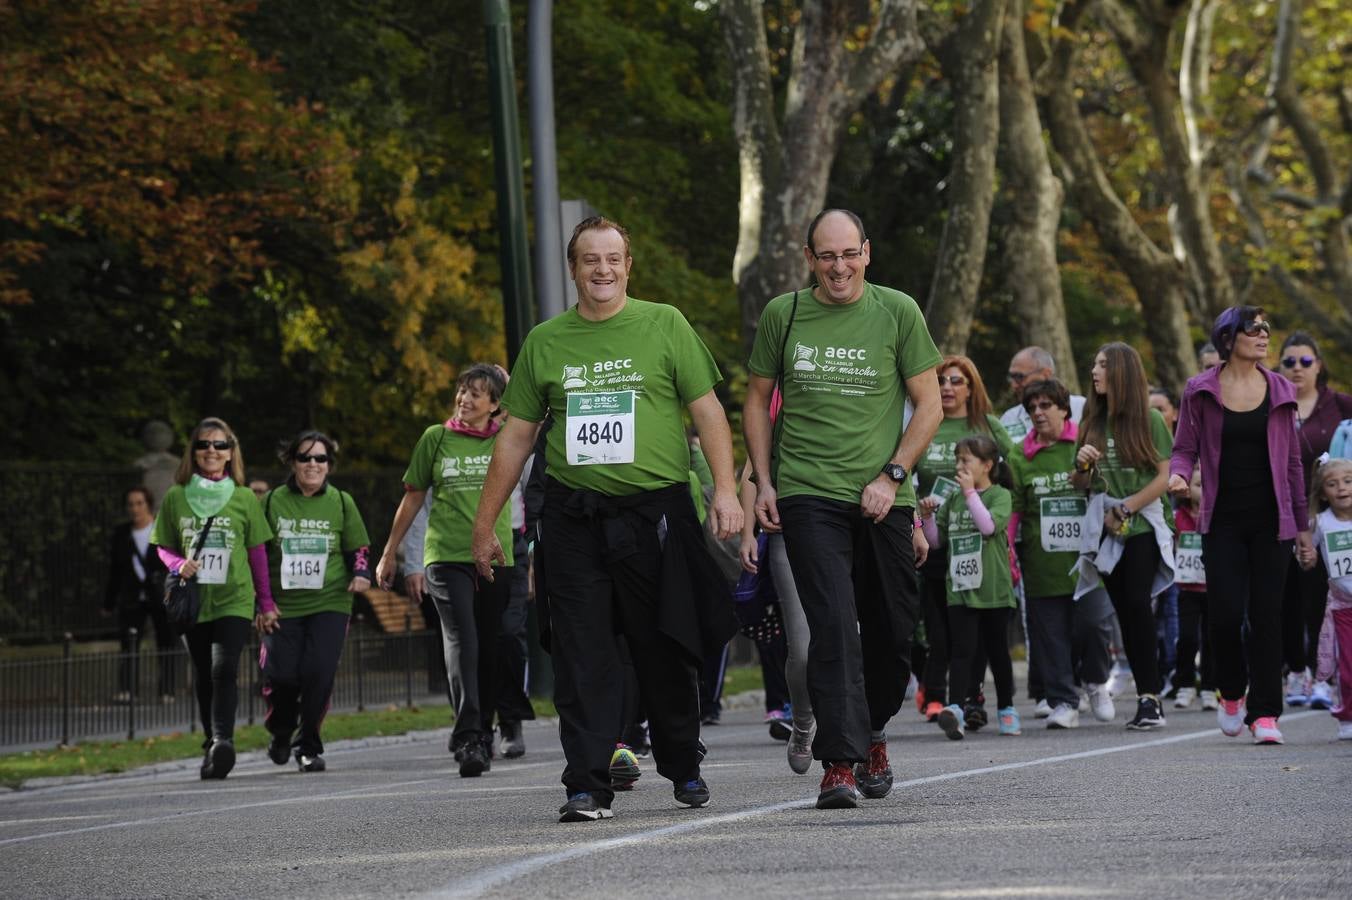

{"left": 745, "top": 209, "right": 943, "bottom": 810}
{"left": 470, "top": 216, "right": 743, "bottom": 824}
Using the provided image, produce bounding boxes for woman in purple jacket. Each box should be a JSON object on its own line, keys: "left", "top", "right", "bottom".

{"left": 1277, "top": 331, "right": 1352, "bottom": 707}
{"left": 1169, "top": 306, "right": 1313, "bottom": 745}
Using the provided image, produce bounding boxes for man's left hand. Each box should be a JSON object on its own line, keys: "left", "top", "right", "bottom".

{"left": 861, "top": 475, "right": 898, "bottom": 524}
{"left": 709, "top": 490, "right": 744, "bottom": 541}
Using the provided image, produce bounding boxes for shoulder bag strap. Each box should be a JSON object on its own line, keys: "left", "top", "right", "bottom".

{"left": 190, "top": 516, "right": 217, "bottom": 562}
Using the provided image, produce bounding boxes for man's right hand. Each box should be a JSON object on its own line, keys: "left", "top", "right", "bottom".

{"left": 404, "top": 571, "right": 425, "bottom": 604}
{"left": 754, "top": 481, "right": 782, "bottom": 532}
{"left": 471, "top": 525, "right": 506, "bottom": 580}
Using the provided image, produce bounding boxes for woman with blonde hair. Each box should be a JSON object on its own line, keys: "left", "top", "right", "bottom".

{"left": 1073, "top": 343, "right": 1174, "bottom": 731}
{"left": 914, "top": 355, "right": 1013, "bottom": 727}
{"left": 151, "top": 417, "right": 275, "bottom": 779}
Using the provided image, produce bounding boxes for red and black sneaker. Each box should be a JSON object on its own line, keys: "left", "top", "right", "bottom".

{"left": 852, "top": 740, "right": 894, "bottom": 800}
{"left": 816, "top": 762, "right": 861, "bottom": 809}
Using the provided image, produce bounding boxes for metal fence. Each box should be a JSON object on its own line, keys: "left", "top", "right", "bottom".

{"left": 0, "top": 463, "right": 407, "bottom": 642}
{"left": 0, "top": 616, "right": 449, "bottom": 749}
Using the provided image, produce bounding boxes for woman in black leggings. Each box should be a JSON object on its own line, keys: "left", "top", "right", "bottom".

{"left": 1071, "top": 344, "right": 1173, "bottom": 731}
{"left": 1169, "top": 306, "right": 1312, "bottom": 745}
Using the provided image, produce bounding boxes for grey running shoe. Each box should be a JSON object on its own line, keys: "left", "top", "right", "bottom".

{"left": 787, "top": 721, "right": 816, "bottom": 775}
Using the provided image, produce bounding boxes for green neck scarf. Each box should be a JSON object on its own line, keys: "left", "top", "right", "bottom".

{"left": 185, "top": 474, "right": 236, "bottom": 518}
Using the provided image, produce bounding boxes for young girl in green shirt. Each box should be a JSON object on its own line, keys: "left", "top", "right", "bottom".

{"left": 921, "top": 434, "right": 1019, "bottom": 740}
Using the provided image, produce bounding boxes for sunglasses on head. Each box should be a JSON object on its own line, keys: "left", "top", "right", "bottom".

{"left": 295, "top": 453, "right": 330, "bottom": 464}
{"left": 1239, "top": 319, "right": 1271, "bottom": 337}
{"left": 1281, "top": 355, "right": 1316, "bottom": 369}
{"left": 193, "top": 439, "right": 234, "bottom": 451}
{"left": 938, "top": 375, "right": 967, "bottom": 386}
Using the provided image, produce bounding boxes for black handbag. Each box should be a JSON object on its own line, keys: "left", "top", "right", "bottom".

{"left": 163, "top": 516, "right": 216, "bottom": 634}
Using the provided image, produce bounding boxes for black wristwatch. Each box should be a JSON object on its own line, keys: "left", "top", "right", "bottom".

{"left": 881, "top": 463, "right": 908, "bottom": 483}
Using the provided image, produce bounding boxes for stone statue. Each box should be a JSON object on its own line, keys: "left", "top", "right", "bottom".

{"left": 134, "top": 420, "right": 178, "bottom": 512}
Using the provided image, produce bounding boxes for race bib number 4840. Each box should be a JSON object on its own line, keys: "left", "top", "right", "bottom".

{"left": 566, "top": 391, "right": 636, "bottom": 466}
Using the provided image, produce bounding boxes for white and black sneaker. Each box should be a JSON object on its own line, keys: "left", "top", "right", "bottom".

{"left": 1126, "top": 696, "right": 1165, "bottom": 731}
{"left": 558, "top": 792, "right": 613, "bottom": 822}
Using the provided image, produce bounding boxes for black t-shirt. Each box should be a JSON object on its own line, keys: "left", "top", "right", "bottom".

{"left": 1213, "top": 387, "right": 1277, "bottom": 518}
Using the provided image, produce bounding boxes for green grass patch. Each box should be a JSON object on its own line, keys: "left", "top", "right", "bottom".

{"left": 723, "top": 664, "right": 763, "bottom": 697}
{"left": 0, "top": 698, "right": 558, "bottom": 788}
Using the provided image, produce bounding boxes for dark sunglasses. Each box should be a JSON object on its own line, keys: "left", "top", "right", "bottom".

{"left": 295, "top": 453, "right": 330, "bottom": 464}
{"left": 938, "top": 375, "right": 968, "bottom": 386}
{"left": 1240, "top": 319, "right": 1271, "bottom": 337}
{"left": 1281, "top": 355, "right": 1316, "bottom": 369}
{"left": 193, "top": 439, "right": 234, "bottom": 451}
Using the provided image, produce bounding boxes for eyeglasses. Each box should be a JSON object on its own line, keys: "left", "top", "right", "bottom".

{"left": 193, "top": 439, "right": 234, "bottom": 451}
{"left": 938, "top": 375, "right": 968, "bottom": 386}
{"left": 811, "top": 248, "right": 863, "bottom": 264}
{"left": 295, "top": 453, "right": 330, "bottom": 464}
{"left": 1282, "top": 355, "right": 1316, "bottom": 369}
{"left": 1026, "top": 400, "right": 1059, "bottom": 412}
{"left": 1008, "top": 371, "right": 1034, "bottom": 383}
{"left": 1240, "top": 319, "right": 1271, "bottom": 337}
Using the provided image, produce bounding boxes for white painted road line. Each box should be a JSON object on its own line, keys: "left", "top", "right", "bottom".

{"left": 429, "top": 711, "right": 1322, "bottom": 899}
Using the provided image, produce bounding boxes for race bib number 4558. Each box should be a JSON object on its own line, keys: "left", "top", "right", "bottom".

{"left": 566, "top": 391, "right": 636, "bottom": 466}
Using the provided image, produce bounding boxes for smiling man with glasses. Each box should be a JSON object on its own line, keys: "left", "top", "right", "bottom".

{"left": 999, "top": 346, "right": 1086, "bottom": 442}
{"left": 744, "top": 208, "right": 942, "bottom": 809}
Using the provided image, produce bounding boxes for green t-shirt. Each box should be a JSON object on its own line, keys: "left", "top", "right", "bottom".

{"left": 403, "top": 425, "right": 515, "bottom": 567}
{"left": 1009, "top": 439, "right": 1087, "bottom": 599}
{"left": 1094, "top": 408, "right": 1173, "bottom": 539}
{"left": 936, "top": 485, "right": 1014, "bottom": 609}
{"left": 150, "top": 482, "right": 273, "bottom": 623}
{"left": 914, "top": 414, "right": 1015, "bottom": 501}
{"left": 262, "top": 483, "right": 371, "bottom": 617}
{"left": 747, "top": 282, "right": 942, "bottom": 507}
{"left": 501, "top": 298, "right": 722, "bottom": 496}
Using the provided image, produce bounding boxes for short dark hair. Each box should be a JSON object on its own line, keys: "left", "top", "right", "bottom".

{"left": 1148, "top": 385, "right": 1178, "bottom": 409}
{"left": 456, "top": 362, "right": 508, "bottom": 415}
{"left": 566, "top": 216, "right": 630, "bottom": 267}
{"left": 805, "top": 208, "right": 866, "bottom": 253}
{"left": 279, "top": 430, "right": 339, "bottom": 472}
{"left": 1210, "top": 305, "right": 1265, "bottom": 362}
{"left": 1022, "top": 378, "right": 1071, "bottom": 415}
{"left": 126, "top": 485, "right": 154, "bottom": 507}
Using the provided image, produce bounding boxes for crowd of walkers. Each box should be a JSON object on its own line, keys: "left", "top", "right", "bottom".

{"left": 128, "top": 210, "right": 1352, "bottom": 820}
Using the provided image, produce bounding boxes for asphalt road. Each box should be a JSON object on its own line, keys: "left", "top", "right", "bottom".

{"left": 2, "top": 699, "right": 1349, "bottom": 899}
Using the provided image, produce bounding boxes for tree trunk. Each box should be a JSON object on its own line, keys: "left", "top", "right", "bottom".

{"left": 996, "top": 0, "right": 1078, "bottom": 392}
{"left": 1099, "top": 0, "right": 1235, "bottom": 319}
{"left": 1043, "top": 0, "right": 1194, "bottom": 394}
{"left": 720, "top": 0, "right": 926, "bottom": 355}
{"left": 923, "top": 0, "right": 1007, "bottom": 354}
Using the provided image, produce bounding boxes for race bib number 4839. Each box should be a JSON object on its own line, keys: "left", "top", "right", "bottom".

{"left": 566, "top": 391, "right": 636, "bottom": 466}
{"left": 1039, "top": 497, "right": 1086, "bottom": 553}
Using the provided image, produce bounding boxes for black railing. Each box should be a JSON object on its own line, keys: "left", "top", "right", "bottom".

{"left": 0, "top": 463, "right": 407, "bottom": 642}
{"left": 0, "top": 616, "right": 447, "bottom": 749}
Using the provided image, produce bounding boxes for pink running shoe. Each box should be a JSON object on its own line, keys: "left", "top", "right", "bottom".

{"left": 1250, "top": 717, "right": 1283, "bottom": 744}
{"left": 1217, "top": 697, "right": 1245, "bottom": 737}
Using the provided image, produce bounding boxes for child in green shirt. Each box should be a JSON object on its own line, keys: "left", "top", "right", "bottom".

{"left": 920, "top": 434, "right": 1019, "bottom": 740}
